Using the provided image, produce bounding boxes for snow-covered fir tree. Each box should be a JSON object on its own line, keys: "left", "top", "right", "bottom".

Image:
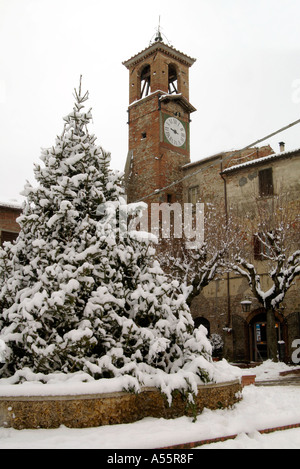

{"left": 0, "top": 80, "right": 215, "bottom": 402}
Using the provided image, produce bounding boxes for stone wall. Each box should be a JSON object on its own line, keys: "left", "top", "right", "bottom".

{"left": 183, "top": 149, "right": 300, "bottom": 362}
{"left": 0, "top": 380, "right": 241, "bottom": 429}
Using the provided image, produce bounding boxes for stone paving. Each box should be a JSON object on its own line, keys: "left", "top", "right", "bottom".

{"left": 254, "top": 368, "right": 300, "bottom": 386}
{"left": 255, "top": 376, "right": 300, "bottom": 386}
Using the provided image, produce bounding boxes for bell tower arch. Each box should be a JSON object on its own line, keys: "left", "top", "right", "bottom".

{"left": 168, "top": 63, "right": 179, "bottom": 94}
{"left": 140, "top": 64, "right": 151, "bottom": 99}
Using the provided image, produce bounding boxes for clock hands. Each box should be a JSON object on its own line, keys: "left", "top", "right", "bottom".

{"left": 164, "top": 117, "right": 186, "bottom": 147}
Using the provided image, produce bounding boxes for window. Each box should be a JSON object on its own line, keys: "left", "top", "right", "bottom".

{"left": 259, "top": 168, "right": 273, "bottom": 197}
{"left": 167, "top": 193, "right": 172, "bottom": 204}
{"left": 1, "top": 230, "right": 18, "bottom": 246}
{"left": 188, "top": 186, "right": 199, "bottom": 205}
{"left": 140, "top": 65, "right": 151, "bottom": 99}
{"left": 253, "top": 233, "right": 271, "bottom": 261}
{"left": 194, "top": 317, "right": 210, "bottom": 336}
{"left": 168, "top": 64, "right": 178, "bottom": 94}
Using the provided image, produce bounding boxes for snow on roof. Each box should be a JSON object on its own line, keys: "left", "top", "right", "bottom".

{"left": 159, "top": 93, "right": 197, "bottom": 113}
{"left": 128, "top": 89, "right": 166, "bottom": 108}
{"left": 221, "top": 147, "right": 300, "bottom": 174}
{"left": 0, "top": 197, "right": 23, "bottom": 209}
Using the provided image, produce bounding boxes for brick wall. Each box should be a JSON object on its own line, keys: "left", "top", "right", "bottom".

{"left": 0, "top": 205, "right": 21, "bottom": 245}
{"left": 126, "top": 91, "right": 190, "bottom": 211}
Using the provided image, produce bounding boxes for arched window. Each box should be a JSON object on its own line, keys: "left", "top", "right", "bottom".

{"left": 194, "top": 317, "right": 210, "bottom": 336}
{"left": 140, "top": 65, "right": 151, "bottom": 98}
{"left": 168, "top": 64, "right": 178, "bottom": 94}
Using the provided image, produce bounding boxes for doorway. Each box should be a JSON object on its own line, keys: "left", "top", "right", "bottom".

{"left": 253, "top": 321, "right": 267, "bottom": 361}
{"left": 249, "top": 311, "right": 284, "bottom": 362}
{"left": 194, "top": 317, "right": 210, "bottom": 336}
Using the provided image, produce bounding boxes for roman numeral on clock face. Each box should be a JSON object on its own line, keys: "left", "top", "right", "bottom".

{"left": 164, "top": 116, "right": 186, "bottom": 147}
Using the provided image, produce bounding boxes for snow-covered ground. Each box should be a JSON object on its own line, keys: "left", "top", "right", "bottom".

{"left": 0, "top": 360, "right": 300, "bottom": 449}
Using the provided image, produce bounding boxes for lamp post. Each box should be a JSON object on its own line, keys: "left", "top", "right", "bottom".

{"left": 241, "top": 299, "right": 252, "bottom": 313}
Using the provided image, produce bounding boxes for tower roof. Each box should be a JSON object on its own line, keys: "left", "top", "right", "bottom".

{"left": 159, "top": 93, "right": 197, "bottom": 113}
{"left": 122, "top": 41, "right": 196, "bottom": 69}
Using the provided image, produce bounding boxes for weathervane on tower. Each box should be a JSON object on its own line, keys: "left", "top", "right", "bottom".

{"left": 150, "top": 16, "right": 171, "bottom": 45}
{"left": 154, "top": 16, "right": 163, "bottom": 42}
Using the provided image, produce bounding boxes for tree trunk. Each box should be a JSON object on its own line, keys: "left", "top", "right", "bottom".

{"left": 266, "top": 308, "right": 278, "bottom": 362}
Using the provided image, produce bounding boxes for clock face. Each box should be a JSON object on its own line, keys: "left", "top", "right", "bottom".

{"left": 164, "top": 117, "right": 186, "bottom": 147}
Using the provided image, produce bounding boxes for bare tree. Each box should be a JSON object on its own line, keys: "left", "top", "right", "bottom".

{"left": 231, "top": 195, "right": 300, "bottom": 360}
{"left": 159, "top": 204, "right": 240, "bottom": 307}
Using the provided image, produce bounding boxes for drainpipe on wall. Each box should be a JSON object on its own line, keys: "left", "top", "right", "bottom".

{"left": 220, "top": 158, "right": 231, "bottom": 329}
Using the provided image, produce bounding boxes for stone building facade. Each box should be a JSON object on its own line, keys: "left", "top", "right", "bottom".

{"left": 183, "top": 146, "right": 300, "bottom": 363}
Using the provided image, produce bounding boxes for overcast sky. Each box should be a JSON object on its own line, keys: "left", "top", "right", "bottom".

{"left": 1, "top": 0, "right": 300, "bottom": 203}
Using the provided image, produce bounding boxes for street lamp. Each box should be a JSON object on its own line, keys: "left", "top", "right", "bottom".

{"left": 241, "top": 299, "right": 252, "bottom": 313}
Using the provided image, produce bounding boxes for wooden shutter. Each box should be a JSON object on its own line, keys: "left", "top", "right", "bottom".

{"left": 253, "top": 234, "right": 262, "bottom": 260}
{"left": 1, "top": 230, "right": 18, "bottom": 246}
{"left": 259, "top": 168, "right": 273, "bottom": 197}
{"left": 188, "top": 186, "right": 199, "bottom": 205}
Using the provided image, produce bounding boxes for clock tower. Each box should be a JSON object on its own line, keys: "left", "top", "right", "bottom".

{"left": 123, "top": 34, "right": 196, "bottom": 208}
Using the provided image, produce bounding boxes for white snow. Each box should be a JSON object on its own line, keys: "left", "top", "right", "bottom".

{"left": 0, "top": 358, "right": 295, "bottom": 397}
{"left": 0, "top": 339, "right": 6, "bottom": 362}
{"left": 0, "top": 384, "right": 299, "bottom": 449}
{"left": 0, "top": 361, "right": 300, "bottom": 449}
{"left": 0, "top": 197, "right": 23, "bottom": 208}
{"left": 222, "top": 147, "right": 300, "bottom": 173}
